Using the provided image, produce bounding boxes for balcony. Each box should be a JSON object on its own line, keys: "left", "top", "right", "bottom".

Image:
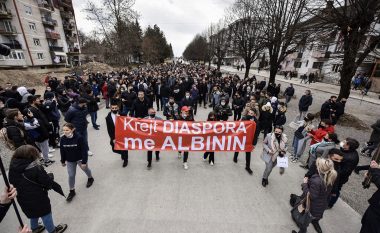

{"left": 38, "top": 1, "right": 54, "bottom": 12}
{"left": 63, "top": 23, "right": 74, "bottom": 31}
{"left": 59, "top": 0, "right": 72, "bottom": 8}
{"left": 41, "top": 17, "right": 57, "bottom": 27}
{"left": 49, "top": 46, "right": 63, "bottom": 52}
{"left": 67, "top": 47, "right": 79, "bottom": 54}
{"left": 45, "top": 31, "right": 61, "bottom": 40}
{"left": 1, "top": 41, "right": 22, "bottom": 49}
{"left": 0, "top": 9, "right": 12, "bottom": 19}
{"left": 60, "top": 11, "right": 73, "bottom": 19}
{"left": 312, "top": 50, "right": 331, "bottom": 60}
{"left": 0, "top": 25, "right": 17, "bottom": 35}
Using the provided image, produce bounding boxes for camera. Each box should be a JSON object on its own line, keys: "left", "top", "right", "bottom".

{"left": 0, "top": 43, "right": 11, "bottom": 56}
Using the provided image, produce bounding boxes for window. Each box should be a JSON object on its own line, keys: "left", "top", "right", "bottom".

{"left": 29, "top": 22, "right": 36, "bottom": 31}
{"left": 4, "top": 21, "right": 12, "bottom": 32}
{"left": 0, "top": 2, "right": 7, "bottom": 12}
{"left": 305, "top": 60, "right": 309, "bottom": 67}
{"left": 33, "top": 38, "right": 41, "bottom": 46}
{"left": 1, "top": 51, "right": 24, "bottom": 60}
{"left": 24, "top": 5, "right": 32, "bottom": 15}
{"left": 312, "top": 62, "right": 324, "bottom": 69}
{"left": 332, "top": 64, "right": 341, "bottom": 73}
{"left": 294, "top": 62, "right": 302, "bottom": 68}
{"left": 37, "top": 53, "right": 44, "bottom": 60}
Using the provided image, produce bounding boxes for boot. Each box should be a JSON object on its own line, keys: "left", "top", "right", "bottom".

{"left": 32, "top": 225, "right": 45, "bottom": 233}
{"left": 312, "top": 220, "right": 322, "bottom": 233}
{"left": 245, "top": 167, "right": 253, "bottom": 175}
{"left": 86, "top": 178, "right": 94, "bottom": 188}
{"left": 53, "top": 224, "right": 68, "bottom": 233}
{"left": 147, "top": 161, "right": 152, "bottom": 169}
{"left": 122, "top": 160, "right": 128, "bottom": 168}
{"left": 66, "top": 190, "right": 76, "bottom": 202}
{"left": 262, "top": 178, "right": 267, "bottom": 187}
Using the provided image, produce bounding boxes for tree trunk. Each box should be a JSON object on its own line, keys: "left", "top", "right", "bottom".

{"left": 217, "top": 58, "right": 221, "bottom": 71}
{"left": 269, "top": 64, "right": 277, "bottom": 84}
{"left": 244, "top": 60, "right": 251, "bottom": 79}
{"left": 338, "top": 54, "right": 356, "bottom": 99}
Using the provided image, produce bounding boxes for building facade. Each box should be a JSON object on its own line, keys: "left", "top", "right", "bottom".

{"left": 0, "top": 0, "right": 80, "bottom": 68}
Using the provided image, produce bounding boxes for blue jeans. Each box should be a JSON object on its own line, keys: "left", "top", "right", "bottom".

{"left": 161, "top": 97, "right": 169, "bottom": 109}
{"left": 122, "top": 105, "right": 130, "bottom": 115}
{"left": 89, "top": 112, "right": 98, "bottom": 127}
{"left": 31, "top": 212, "right": 55, "bottom": 233}
{"left": 77, "top": 130, "right": 89, "bottom": 152}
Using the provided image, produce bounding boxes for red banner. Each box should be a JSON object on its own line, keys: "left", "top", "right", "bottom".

{"left": 114, "top": 117, "right": 256, "bottom": 152}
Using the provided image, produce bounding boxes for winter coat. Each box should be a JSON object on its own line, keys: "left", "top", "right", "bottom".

{"left": 262, "top": 132, "right": 288, "bottom": 163}
{"left": 320, "top": 100, "right": 336, "bottom": 120}
{"left": 83, "top": 94, "right": 99, "bottom": 113}
{"left": 60, "top": 132, "right": 88, "bottom": 164}
{"left": 298, "top": 95, "right": 313, "bottom": 112}
{"left": 214, "top": 104, "right": 232, "bottom": 121}
{"left": 130, "top": 98, "right": 151, "bottom": 118}
{"left": 64, "top": 103, "right": 88, "bottom": 132}
{"left": 284, "top": 87, "right": 295, "bottom": 97}
{"left": 309, "top": 126, "right": 334, "bottom": 145}
{"left": 339, "top": 149, "right": 359, "bottom": 188}
{"left": 259, "top": 108, "right": 273, "bottom": 129}
{"left": 232, "top": 97, "right": 245, "bottom": 112}
{"left": 301, "top": 174, "right": 332, "bottom": 219}
{"left": 56, "top": 95, "right": 71, "bottom": 113}
{"left": 9, "top": 159, "right": 53, "bottom": 218}
{"left": 369, "top": 119, "right": 380, "bottom": 143}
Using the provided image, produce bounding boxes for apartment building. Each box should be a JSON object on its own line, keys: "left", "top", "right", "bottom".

{"left": 0, "top": 0, "right": 80, "bottom": 68}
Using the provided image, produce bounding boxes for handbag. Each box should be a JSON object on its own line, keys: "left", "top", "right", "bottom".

{"left": 291, "top": 192, "right": 314, "bottom": 228}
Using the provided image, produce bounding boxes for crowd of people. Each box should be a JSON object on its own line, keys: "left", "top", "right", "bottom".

{"left": 0, "top": 62, "right": 379, "bottom": 233}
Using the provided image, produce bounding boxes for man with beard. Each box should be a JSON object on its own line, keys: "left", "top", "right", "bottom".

{"left": 105, "top": 102, "right": 128, "bottom": 167}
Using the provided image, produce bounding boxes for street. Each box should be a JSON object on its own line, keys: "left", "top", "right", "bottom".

{"left": 1, "top": 102, "right": 362, "bottom": 233}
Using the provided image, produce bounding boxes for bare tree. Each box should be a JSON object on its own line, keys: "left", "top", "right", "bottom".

{"left": 257, "top": 0, "right": 309, "bottom": 84}
{"left": 84, "top": 0, "right": 138, "bottom": 65}
{"left": 226, "top": 0, "right": 265, "bottom": 79}
{"left": 208, "top": 19, "right": 230, "bottom": 71}
{"left": 307, "top": 0, "right": 380, "bottom": 99}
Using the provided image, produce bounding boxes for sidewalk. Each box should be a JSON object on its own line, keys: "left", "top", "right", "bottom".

{"left": 218, "top": 65, "right": 380, "bottom": 105}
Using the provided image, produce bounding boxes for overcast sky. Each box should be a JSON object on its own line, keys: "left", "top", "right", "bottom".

{"left": 72, "top": 0, "right": 234, "bottom": 57}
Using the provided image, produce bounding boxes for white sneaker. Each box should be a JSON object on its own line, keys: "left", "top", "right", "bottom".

{"left": 49, "top": 148, "right": 56, "bottom": 153}
{"left": 183, "top": 162, "right": 189, "bottom": 170}
{"left": 48, "top": 153, "right": 54, "bottom": 158}
{"left": 210, "top": 161, "right": 214, "bottom": 166}
{"left": 178, "top": 152, "right": 182, "bottom": 159}
{"left": 88, "top": 151, "right": 94, "bottom": 156}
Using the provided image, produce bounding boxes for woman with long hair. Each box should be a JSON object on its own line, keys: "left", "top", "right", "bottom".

{"left": 292, "top": 158, "right": 337, "bottom": 233}
{"left": 9, "top": 145, "right": 67, "bottom": 233}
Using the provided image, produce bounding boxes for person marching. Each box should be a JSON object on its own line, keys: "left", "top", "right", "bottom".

{"left": 145, "top": 108, "right": 162, "bottom": 169}
{"left": 60, "top": 123, "right": 94, "bottom": 202}
{"left": 261, "top": 125, "right": 288, "bottom": 187}
{"left": 233, "top": 109, "right": 259, "bottom": 175}
{"left": 203, "top": 111, "right": 217, "bottom": 166}
{"left": 177, "top": 106, "right": 193, "bottom": 170}
{"left": 105, "top": 102, "right": 129, "bottom": 167}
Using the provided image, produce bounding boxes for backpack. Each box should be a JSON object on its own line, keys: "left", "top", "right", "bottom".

{"left": 0, "top": 127, "right": 16, "bottom": 151}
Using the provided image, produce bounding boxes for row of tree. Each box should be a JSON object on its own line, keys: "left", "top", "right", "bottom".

{"left": 81, "top": 0, "right": 173, "bottom": 66}
{"left": 183, "top": 0, "right": 380, "bottom": 99}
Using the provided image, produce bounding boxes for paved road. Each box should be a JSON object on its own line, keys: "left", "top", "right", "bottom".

{"left": 1, "top": 104, "right": 362, "bottom": 233}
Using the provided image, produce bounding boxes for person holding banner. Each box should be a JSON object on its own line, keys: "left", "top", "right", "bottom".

{"left": 214, "top": 97, "right": 232, "bottom": 121}
{"left": 106, "top": 102, "right": 129, "bottom": 168}
{"left": 203, "top": 111, "right": 217, "bottom": 165}
{"left": 261, "top": 125, "right": 288, "bottom": 187}
{"left": 145, "top": 108, "right": 162, "bottom": 169}
{"left": 177, "top": 106, "right": 194, "bottom": 170}
{"left": 233, "top": 109, "right": 258, "bottom": 175}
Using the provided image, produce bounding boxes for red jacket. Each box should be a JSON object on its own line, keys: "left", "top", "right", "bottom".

{"left": 309, "top": 125, "right": 335, "bottom": 145}
{"left": 101, "top": 84, "right": 108, "bottom": 99}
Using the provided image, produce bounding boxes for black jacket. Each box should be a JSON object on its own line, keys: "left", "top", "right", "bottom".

{"left": 339, "top": 149, "right": 359, "bottom": 188}
{"left": 232, "top": 97, "right": 245, "bottom": 111}
{"left": 9, "top": 159, "right": 53, "bottom": 218}
{"left": 160, "top": 85, "right": 171, "bottom": 98}
{"left": 273, "top": 111, "right": 286, "bottom": 126}
{"left": 130, "top": 98, "right": 151, "bottom": 118}
{"left": 56, "top": 94, "right": 71, "bottom": 113}
{"left": 105, "top": 112, "right": 126, "bottom": 154}
{"left": 0, "top": 202, "right": 10, "bottom": 222}
{"left": 370, "top": 119, "right": 380, "bottom": 143}
{"left": 28, "top": 105, "right": 50, "bottom": 135}
{"left": 301, "top": 174, "right": 332, "bottom": 219}
{"left": 64, "top": 103, "right": 88, "bottom": 132}
{"left": 214, "top": 104, "right": 232, "bottom": 121}
{"left": 259, "top": 110, "right": 273, "bottom": 129}
{"left": 3, "top": 120, "right": 29, "bottom": 148}
{"left": 121, "top": 91, "right": 136, "bottom": 108}
{"left": 298, "top": 95, "right": 313, "bottom": 112}
{"left": 284, "top": 87, "right": 295, "bottom": 96}
{"left": 83, "top": 94, "right": 99, "bottom": 113}
{"left": 320, "top": 100, "right": 336, "bottom": 120}
{"left": 60, "top": 132, "right": 88, "bottom": 164}
{"left": 368, "top": 168, "right": 380, "bottom": 210}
